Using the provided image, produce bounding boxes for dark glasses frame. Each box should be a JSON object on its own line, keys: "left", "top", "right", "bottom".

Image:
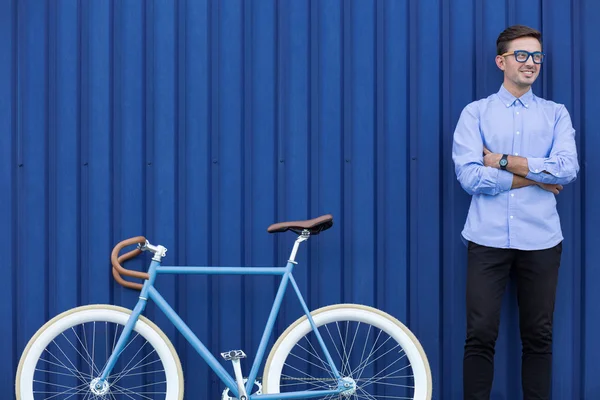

{"left": 500, "top": 50, "right": 545, "bottom": 64}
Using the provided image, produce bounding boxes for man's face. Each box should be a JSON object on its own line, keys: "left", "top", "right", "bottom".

{"left": 496, "top": 37, "right": 542, "bottom": 89}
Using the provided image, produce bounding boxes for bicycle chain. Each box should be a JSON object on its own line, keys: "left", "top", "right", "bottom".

{"left": 222, "top": 377, "right": 338, "bottom": 400}
{"left": 249, "top": 376, "right": 336, "bottom": 382}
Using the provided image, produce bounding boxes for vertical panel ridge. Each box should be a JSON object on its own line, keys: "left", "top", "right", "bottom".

{"left": 176, "top": 0, "right": 187, "bottom": 339}
{"left": 407, "top": 0, "right": 419, "bottom": 330}
{"left": 375, "top": 0, "right": 385, "bottom": 308}
{"left": 209, "top": 0, "right": 221, "bottom": 379}
{"left": 111, "top": 0, "right": 122, "bottom": 294}
{"left": 308, "top": 0, "right": 318, "bottom": 305}
{"left": 273, "top": 0, "right": 280, "bottom": 265}
{"left": 0, "top": 0, "right": 19, "bottom": 385}
{"left": 108, "top": 0, "right": 115, "bottom": 289}
{"left": 46, "top": 0, "right": 55, "bottom": 319}
{"left": 79, "top": 0, "right": 88, "bottom": 307}
{"left": 440, "top": 0, "right": 452, "bottom": 394}
{"left": 144, "top": 0, "right": 153, "bottom": 238}
{"left": 572, "top": 0, "right": 585, "bottom": 396}
{"left": 242, "top": 0, "right": 251, "bottom": 352}
{"left": 341, "top": 0, "right": 352, "bottom": 302}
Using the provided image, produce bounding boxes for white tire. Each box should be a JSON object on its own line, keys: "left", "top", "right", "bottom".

{"left": 16, "top": 304, "right": 184, "bottom": 399}
{"left": 263, "top": 304, "right": 432, "bottom": 399}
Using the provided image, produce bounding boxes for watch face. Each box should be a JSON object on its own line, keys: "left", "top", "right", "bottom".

{"left": 500, "top": 159, "right": 508, "bottom": 167}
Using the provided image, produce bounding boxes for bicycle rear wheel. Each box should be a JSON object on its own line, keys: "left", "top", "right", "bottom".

{"left": 263, "top": 304, "right": 432, "bottom": 399}
{"left": 16, "top": 304, "right": 183, "bottom": 399}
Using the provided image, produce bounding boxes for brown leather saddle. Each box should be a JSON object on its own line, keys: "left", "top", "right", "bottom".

{"left": 267, "top": 214, "right": 333, "bottom": 235}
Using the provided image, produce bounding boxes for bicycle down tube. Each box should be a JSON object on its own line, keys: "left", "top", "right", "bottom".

{"left": 98, "top": 234, "right": 345, "bottom": 399}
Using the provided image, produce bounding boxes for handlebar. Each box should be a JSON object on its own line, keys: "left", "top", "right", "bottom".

{"left": 111, "top": 236, "right": 150, "bottom": 291}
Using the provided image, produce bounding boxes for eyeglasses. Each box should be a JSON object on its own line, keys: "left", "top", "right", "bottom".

{"left": 501, "top": 50, "right": 545, "bottom": 64}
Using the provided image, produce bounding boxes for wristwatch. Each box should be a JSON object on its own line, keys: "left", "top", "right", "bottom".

{"left": 499, "top": 154, "right": 509, "bottom": 170}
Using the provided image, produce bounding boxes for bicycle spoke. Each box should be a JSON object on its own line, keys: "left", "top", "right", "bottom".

{"left": 278, "top": 378, "right": 329, "bottom": 390}
{"left": 109, "top": 348, "right": 160, "bottom": 386}
{"left": 37, "top": 356, "right": 89, "bottom": 381}
{"left": 81, "top": 322, "right": 92, "bottom": 380}
{"left": 353, "top": 334, "right": 397, "bottom": 379}
{"left": 323, "top": 323, "right": 348, "bottom": 376}
{"left": 96, "top": 331, "right": 142, "bottom": 384}
{"left": 358, "top": 364, "right": 413, "bottom": 390}
{"left": 42, "top": 346, "right": 90, "bottom": 384}
{"left": 355, "top": 345, "right": 408, "bottom": 384}
{"left": 109, "top": 385, "right": 140, "bottom": 400}
{"left": 356, "top": 324, "right": 375, "bottom": 378}
{"left": 95, "top": 322, "right": 123, "bottom": 379}
{"left": 109, "top": 381, "right": 166, "bottom": 399}
{"left": 60, "top": 331, "right": 100, "bottom": 378}
{"left": 359, "top": 374, "right": 415, "bottom": 389}
{"left": 337, "top": 321, "right": 353, "bottom": 376}
{"left": 297, "top": 335, "right": 337, "bottom": 381}
{"left": 356, "top": 385, "right": 379, "bottom": 400}
{"left": 345, "top": 322, "right": 362, "bottom": 376}
{"left": 91, "top": 322, "right": 96, "bottom": 377}
{"left": 32, "top": 380, "right": 89, "bottom": 399}
{"left": 71, "top": 323, "right": 101, "bottom": 377}
{"left": 287, "top": 347, "right": 335, "bottom": 376}
{"left": 356, "top": 389, "right": 414, "bottom": 400}
{"left": 279, "top": 368, "right": 332, "bottom": 390}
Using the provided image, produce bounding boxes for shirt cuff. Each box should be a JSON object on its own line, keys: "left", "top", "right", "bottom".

{"left": 497, "top": 169, "right": 513, "bottom": 192}
{"left": 527, "top": 157, "right": 546, "bottom": 174}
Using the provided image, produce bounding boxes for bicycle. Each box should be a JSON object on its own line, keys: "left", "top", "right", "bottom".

{"left": 15, "top": 214, "right": 432, "bottom": 399}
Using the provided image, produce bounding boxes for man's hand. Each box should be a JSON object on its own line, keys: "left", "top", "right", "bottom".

{"left": 537, "top": 182, "right": 564, "bottom": 195}
{"left": 483, "top": 147, "right": 502, "bottom": 168}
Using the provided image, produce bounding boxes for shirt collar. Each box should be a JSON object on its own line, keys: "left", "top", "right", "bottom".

{"left": 497, "top": 85, "right": 534, "bottom": 108}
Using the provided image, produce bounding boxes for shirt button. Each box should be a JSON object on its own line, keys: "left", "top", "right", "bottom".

{"left": 511, "top": 193, "right": 515, "bottom": 197}
{"left": 535, "top": 169, "right": 539, "bottom": 172}
{"left": 510, "top": 216, "right": 514, "bottom": 219}
{"left": 507, "top": 103, "right": 511, "bottom": 107}
{"left": 515, "top": 153, "right": 519, "bottom": 156}
{"left": 516, "top": 131, "right": 520, "bottom": 135}
{"left": 516, "top": 112, "right": 520, "bottom": 115}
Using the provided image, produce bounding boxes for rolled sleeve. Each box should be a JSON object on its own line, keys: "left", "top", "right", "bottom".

{"left": 525, "top": 105, "right": 579, "bottom": 185}
{"left": 527, "top": 157, "right": 546, "bottom": 175}
{"left": 453, "top": 105, "right": 513, "bottom": 196}
{"left": 497, "top": 170, "right": 514, "bottom": 192}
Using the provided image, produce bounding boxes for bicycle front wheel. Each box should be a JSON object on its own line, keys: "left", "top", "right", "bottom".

{"left": 263, "top": 304, "right": 432, "bottom": 399}
{"left": 16, "top": 304, "right": 184, "bottom": 399}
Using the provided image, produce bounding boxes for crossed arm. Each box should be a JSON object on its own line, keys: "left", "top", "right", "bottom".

{"left": 482, "top": 148, "right": 564, "bottom": 194}
{"left": 452, "top": 104, "right": 579, "bottom": 196}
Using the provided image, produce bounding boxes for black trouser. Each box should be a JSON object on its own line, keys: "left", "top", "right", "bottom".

{"left": 463, "top": 241, "right": 562, "bottom": 400}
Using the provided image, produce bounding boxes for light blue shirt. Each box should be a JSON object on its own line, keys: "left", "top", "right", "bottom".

{"left": 452, "top": 85, "right": 579, "bottom": 250}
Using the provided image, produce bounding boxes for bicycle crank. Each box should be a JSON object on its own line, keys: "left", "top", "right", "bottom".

{"left": 221, "top": 378, "right": 262, "bottom": 400}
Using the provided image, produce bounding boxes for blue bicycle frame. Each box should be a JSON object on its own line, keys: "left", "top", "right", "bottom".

{"left": 98, "top": 233, "right": 346, "bottom": 399}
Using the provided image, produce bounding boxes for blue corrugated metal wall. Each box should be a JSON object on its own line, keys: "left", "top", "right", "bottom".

{"left": 1, "top": 0, "right": 598, "bottom": 398}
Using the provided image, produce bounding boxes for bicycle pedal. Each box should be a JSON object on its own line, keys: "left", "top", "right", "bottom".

{"left": 221, "top": 350, "right": 246, "bottom": 361}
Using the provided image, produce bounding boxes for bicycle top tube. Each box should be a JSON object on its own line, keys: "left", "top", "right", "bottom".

{"left": 110, "top": 214, "right": 334, "bottom": 288}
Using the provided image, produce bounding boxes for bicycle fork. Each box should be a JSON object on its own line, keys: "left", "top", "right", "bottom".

{"left": 91, "top": 299, "right": 148, "bottom": 394}
{"left": 93, "top": 243, "right": 166, "bottom": 395}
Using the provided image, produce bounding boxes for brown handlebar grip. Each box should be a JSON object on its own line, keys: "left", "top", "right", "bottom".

{"left": 111, "top": 236, "right": 150, "bottom": 290}
{"left": 112, "top": 267, "right": 144, "bottom": 290}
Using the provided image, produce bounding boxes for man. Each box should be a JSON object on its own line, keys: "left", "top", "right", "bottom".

{"left": 452, "top": 25, "right": 579, "bottom": 400}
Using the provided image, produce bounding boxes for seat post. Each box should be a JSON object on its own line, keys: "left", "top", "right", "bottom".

{"left": 288, "top": 229, "right": 310, "bottom": 263}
